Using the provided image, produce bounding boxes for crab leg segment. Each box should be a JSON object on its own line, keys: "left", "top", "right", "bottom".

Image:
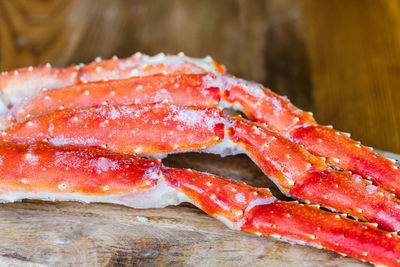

{"left": 175, "top": 167, "right": 400, "bottom": 266}
{"left": 0, "top": 142, "right": 162, "bottom": 198}
{"left": 0, "top": 74, "right": 221, "bottom": 129}
{"left": 290, "top": 125, "right": 400, "bottom": 193}
{"left": 218, "top": 75, "right": 400, "bottom": 196}
{"left": 0, "top": 65, "right": 79, "bottom": 112}
{"left": 240, "top": 201, "right": 400, "bottom": 267}
{"left": 1, "top": 103, "right": 225, "bottom": 156}
{"left": 0, "top": 53, "right": 225, "bottom": 108}
{"left": 0, "top": 142, "right": 399, "bottom": 266}
{"left": 79, "top": 53, "right": 226, "bottom": 82}
{"left": 3, "top": 103, "right": 400, "bottom": 233}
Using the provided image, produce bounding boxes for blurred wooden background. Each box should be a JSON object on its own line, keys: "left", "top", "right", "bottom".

{"left": 0, "top": 0, "right": 399, "bottom": 152}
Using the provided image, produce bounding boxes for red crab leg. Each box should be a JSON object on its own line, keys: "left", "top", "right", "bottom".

{"left": 227, "top": 117, "right": 400, "bottom": 233}
{"left": 0, "top": 53, "right": 224, "bottom": 108}
{"left": 1, "top": 141, "right": 399, "bottom": 266}
{"left": 0, "top": 74, "right": 221, "bottom": 129}
{"left": 218, "top": 74, "right": 400, "bottom": 196}
{"left": 1, "top": 103, "right": 225, "bottom": 156}
{"left": 0, "top": 142, "right": 162, "bottom": 197}
{"left": 3, "top": 103, "right": 400, "bottom": 233}
{"left": 0, "top": 65, "right": 79, "bottom": 110}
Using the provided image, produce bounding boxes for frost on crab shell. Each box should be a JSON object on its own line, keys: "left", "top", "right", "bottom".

{"left": 91, "top": 157, "right": 121, "bottom": 172}
{"left": 50, "top": 136, "right": 102, "bottom": 147}
{"left": 171, "top": 108, "right": 223, "bottom": 131}
{"left": 24, "top": 152, "right": 39, "bottom": 165}
{"left": 154, "top": 89, "right": 173, "bottom": 103}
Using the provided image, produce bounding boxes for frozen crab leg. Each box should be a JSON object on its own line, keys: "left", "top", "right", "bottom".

{"left": 0, "top": 74, "right": 221, "bottom": 129}
{"left": 0, "top": 141, "right": 399, "bottom": 266}
{"left": 0, "top": 103, "right": 226, "bottom": 156}
{"left": 2, "top": 103, "right": 400, "bottom": 233}
{"left": 0, "top": 53, "right": 225, "bottom": 110}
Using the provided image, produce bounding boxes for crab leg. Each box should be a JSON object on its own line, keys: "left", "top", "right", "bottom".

{"left": 0, "top": 53, "right": 225, "bottom": 109}
{"left": 0, "top": 141, "right": 399, "bottom": 266}
{"left": 215, "top": 74, "right": 400, "bottom": 196}
{"left": 228, "top": 117, "right": 400, "bottom": 233}
{"left": 0, "top": 103, "right": 225, "bottom": 156}
{"left": 0, "top": 74, "right": 221, "bottom": 129}
{"left": 3, "top": 103, "right": 400, "bottom": 233}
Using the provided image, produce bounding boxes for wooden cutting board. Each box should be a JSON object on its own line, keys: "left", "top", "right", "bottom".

{"left": 0, "top": 151, "right": 398, "bottom": 266}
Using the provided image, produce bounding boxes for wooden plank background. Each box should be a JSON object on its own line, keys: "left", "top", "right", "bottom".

{"left": 0, "top": 0, "right": 399, "bottom": 152}
{"left": 0, "top": 1, "right": 399, "bottom": 266}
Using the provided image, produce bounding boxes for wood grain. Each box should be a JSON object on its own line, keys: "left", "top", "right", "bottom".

{"left": 0, "top": 202, "right": 366, "bottom": 267}
{"left": 301, "top": 0, "right": 400, "bottom": 152}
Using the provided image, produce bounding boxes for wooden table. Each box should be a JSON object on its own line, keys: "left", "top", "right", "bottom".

{"left": 0, "top": 151, "right": 398, "bottom": 266}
